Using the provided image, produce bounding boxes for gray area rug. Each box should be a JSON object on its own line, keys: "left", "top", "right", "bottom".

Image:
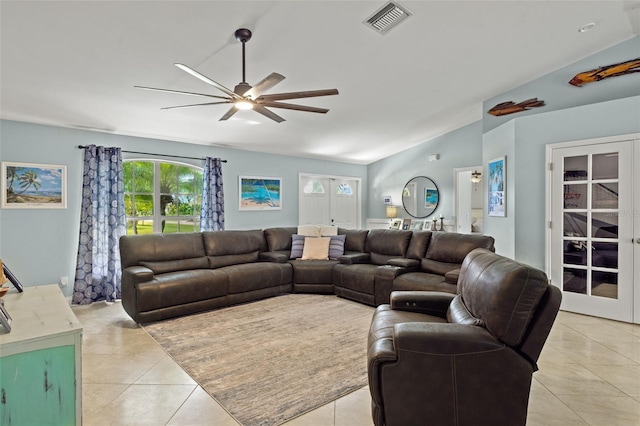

{"left": 143, "top": 294, "right": 374, "bottom": 426}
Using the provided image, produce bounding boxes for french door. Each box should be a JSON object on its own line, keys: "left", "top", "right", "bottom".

{"left": 298, "top": 174, "right": 360, "bottom": 229}
{"left": 548, "top": 137, "right": 638, "bottom": 323}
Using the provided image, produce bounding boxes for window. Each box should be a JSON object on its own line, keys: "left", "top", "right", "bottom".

{"left": 123, "top": 160, "right": 203, "bottom": 234}
{"left": 335, "top": 183, "right": 353, "bottom": 195}
{"left": 303, "top": 180, "right": 326, "bottom": 194}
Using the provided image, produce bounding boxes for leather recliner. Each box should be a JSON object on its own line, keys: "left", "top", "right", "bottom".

{"left": 367, "top": 248, "right": 562, "bottom": 426}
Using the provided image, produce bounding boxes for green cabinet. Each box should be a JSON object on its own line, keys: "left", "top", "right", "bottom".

{"left": 0, "top": 286, "right": 82, "bottom": 425}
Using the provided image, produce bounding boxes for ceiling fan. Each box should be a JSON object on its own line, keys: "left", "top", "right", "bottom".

{"left": 135, "top": 28, "right": 339, "bottom": 123}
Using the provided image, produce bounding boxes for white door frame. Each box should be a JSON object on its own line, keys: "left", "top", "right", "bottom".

{"left": 298, "top": 173, "right": 362, "bottom": 229}
{"left": 453, "top": 166, "right": 482, "bottom": 234}
{"left": 545, "top": 133, "right": 639, "bottom": 323}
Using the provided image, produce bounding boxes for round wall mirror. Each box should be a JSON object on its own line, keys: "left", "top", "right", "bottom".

{"left": 402, "top": 176, "right": 439, "bottom": 218}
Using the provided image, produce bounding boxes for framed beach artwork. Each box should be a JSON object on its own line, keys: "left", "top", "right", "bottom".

{"left": 488, "top": 156, "right": 506, "bottom": 217}
{"left": 1, "top": 162, "right": 67, "bottom": 209}
{"left": 239, "top": 176, "right": 282, "bottom": 211}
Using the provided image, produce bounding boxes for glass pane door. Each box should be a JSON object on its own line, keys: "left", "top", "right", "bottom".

{"left": 551, "top": 140, "right": 634, "bottom": 322}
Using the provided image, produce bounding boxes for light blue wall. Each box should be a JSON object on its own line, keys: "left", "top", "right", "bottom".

{"left": 484, "top": 36, "right": 640, "bottom": 133}
{"left": 512, "top": 95, "right": 640, "bottom": 270}
{"left": 482, "top": 120, "right": 516, "bottom": 258}
{"left": 366, "top": 121, "right": 483, "bottom": 221}
{"left": 0, "top": 120, "right": 367, "bottom": 296}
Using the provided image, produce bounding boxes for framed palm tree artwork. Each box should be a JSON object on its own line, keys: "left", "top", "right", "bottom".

{"left": 2, "top": 161, "right": 67, "bottom": 209}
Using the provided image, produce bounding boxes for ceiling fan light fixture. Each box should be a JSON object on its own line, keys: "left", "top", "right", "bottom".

{"left": 471, "top": 170, "right": 482, "bottom": 183}
{"left": 234, "top": 100, "right": 254, "bottom": 110}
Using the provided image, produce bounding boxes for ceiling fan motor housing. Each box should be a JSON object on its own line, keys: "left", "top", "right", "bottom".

{"left": 234, "top": 28, "right": 252, "bottom": 43}
{"left": 234, "top": 82, "right": 252, "bottom": 96}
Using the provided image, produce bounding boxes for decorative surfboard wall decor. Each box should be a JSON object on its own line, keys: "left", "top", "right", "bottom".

{"left": 569, "top": 58, "right": 640, "bottom": 87}
{"left": 487, "top": 98, "right": 545, "bottom": 116}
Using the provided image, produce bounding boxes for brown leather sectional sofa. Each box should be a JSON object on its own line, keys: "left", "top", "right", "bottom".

{"left": 119, "top": 227, "right": 494, "bottom": 323}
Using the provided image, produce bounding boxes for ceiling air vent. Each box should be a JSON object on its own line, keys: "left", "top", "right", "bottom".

{"left": 364, "top": 1, "right": 412, "bottom": 35}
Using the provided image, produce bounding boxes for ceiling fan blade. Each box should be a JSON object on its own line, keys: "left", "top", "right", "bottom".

{"left": 256, "top": 89, "right": 339, "bottom": 102}
{"left": 161, "top": 101, "right": 232, "bottom": 110}
{"left": 134, "top": 86, "right": 230, "bottom": 100}
{"left": 260, "top": 101, "right": 329, "bottom": 114}
{"left": 219, "top": 106, "right": 239, "bottom": 121}
{"left": 244, "top": 73, "right": 285, "bottom": 99}
{"left": 174, "top": 63, "right": 241, "bottom": 99}
{"left": 253, "top": 105, "right": 285, "bottom": 123}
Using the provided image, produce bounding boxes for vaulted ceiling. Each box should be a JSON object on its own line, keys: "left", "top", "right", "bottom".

{"left": 1, "top": 1, "right": 637, "bottom": 164}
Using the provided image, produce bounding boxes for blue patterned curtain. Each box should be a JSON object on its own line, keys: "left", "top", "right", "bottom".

{"left": 200, "top": 157, "right": 224, "bottom": 231}
{"left": 73, "top": 145, "right": 126, "bottom": 304}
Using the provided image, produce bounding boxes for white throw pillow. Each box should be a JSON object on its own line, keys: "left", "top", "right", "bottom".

{"left": 319, "top": 225, "right": 338, "bottom": 236}
{"left": 297, "top": 225, "right": 321, "bottom": 237}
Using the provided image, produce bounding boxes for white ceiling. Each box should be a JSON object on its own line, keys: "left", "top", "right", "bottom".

{"left": 1, "top": 1, "right": 637, "bottom": 164}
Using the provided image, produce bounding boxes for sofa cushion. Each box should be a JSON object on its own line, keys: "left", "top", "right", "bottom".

{"left": 136, "top": 269, "right": 228, "bottom": 312}
{"left": 420, "top": 258, "right": 462, "bottom": 276}
{"left": 338, "top": 228, "right": 368, "bottom": 253}
{"left": 302, "top": 237, "right": 331, "bottom": 260}
{"left": 290, "top": 259, "right": 338, "bottom": 284}
{"left": 203, "top": 230, "right": 266, "bottom": 268}
{"left": 333, "top": 263, "right": 378, "bottom": 294}
{"left": 119, "top": 233, "right": 205, "bottom": 268}
{"left": 140, "top": 257, "right": 209, "bottom": 275}
{"left": 264, "top": 227, "right": 297, "bottom": 251}
{"left": 366, "top": 229, "right": 412, "bottom": 265}
{"left": 393, "top": 272, "right": 456, "bottom": 294}
{"left": 223, "top": 262, "right": 293, "bottom": 294}
{"left": 405, "top": 231, "right": 432, "bottom": 260}
{"left": 447, "top": 295, "right": 484, "bottom": 326}
{"left": 425, "top": 232, "right": 495, "bottom": 263}
{"left": 458, "top": 249, "right": 549, "bottom": 346}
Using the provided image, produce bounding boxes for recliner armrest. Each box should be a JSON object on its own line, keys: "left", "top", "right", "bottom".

{"left": 394, "top": 322, "right": 502, "bottom": 355}
{"left": 339, "top": 252, "right": 370, "bottom": 264}
{"left": 390, "top": 290, "right": 456, "bottom": 318}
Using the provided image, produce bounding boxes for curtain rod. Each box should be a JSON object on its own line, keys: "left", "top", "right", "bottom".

{"left": 77, "top": 145, "right": 227, "bottom": 163}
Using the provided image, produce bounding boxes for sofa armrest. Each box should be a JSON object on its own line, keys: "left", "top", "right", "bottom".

{"left": 390, "top": 290, "right": 456, "bottom": 318}
{"left": 339, "top": 252, "right": 370, "bottom": 264}
{"left": 373, "top": 264, "right": 417, "bottom": 305}
{"left": 444, "top": 268, "right": 461, "bottom": 284}
{"left": 259, "top": 251, "right": 289, "bottom": 263}
{"left": 386, "top": 258, "right": 419, "bottom": 269}
{"left": 122, "top": 266, "right": 154, "bottom": 284}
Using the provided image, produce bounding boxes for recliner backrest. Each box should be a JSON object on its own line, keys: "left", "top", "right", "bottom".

{"left": 365, "top": 229, "right": 412, "bottom": 265}
{"left": 421, "top": 232, "right": 495, "bottom": 275}
{"left": 264, "top": 227, "right": 297, "bottom": 251}
{"left": 455, "top": 249, "right": 550, "bottom": 348}
{"left": 119, "top": 233, "right": 207, "bottom": 270}
{"left": 203, "top": 230, "right": 267, "bottom": 268}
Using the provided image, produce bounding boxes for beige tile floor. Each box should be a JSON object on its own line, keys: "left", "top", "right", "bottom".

{"left": 73, "top": 301, "right": 640, "bottom": 426}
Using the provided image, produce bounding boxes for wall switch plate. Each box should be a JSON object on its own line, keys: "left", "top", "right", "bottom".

{"left": 59, "top": 276, "right": 69, "bottom": 287}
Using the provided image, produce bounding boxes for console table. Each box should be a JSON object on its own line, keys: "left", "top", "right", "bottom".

{"left": 0, "top": 285, "right": 82, "bottom": 425}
